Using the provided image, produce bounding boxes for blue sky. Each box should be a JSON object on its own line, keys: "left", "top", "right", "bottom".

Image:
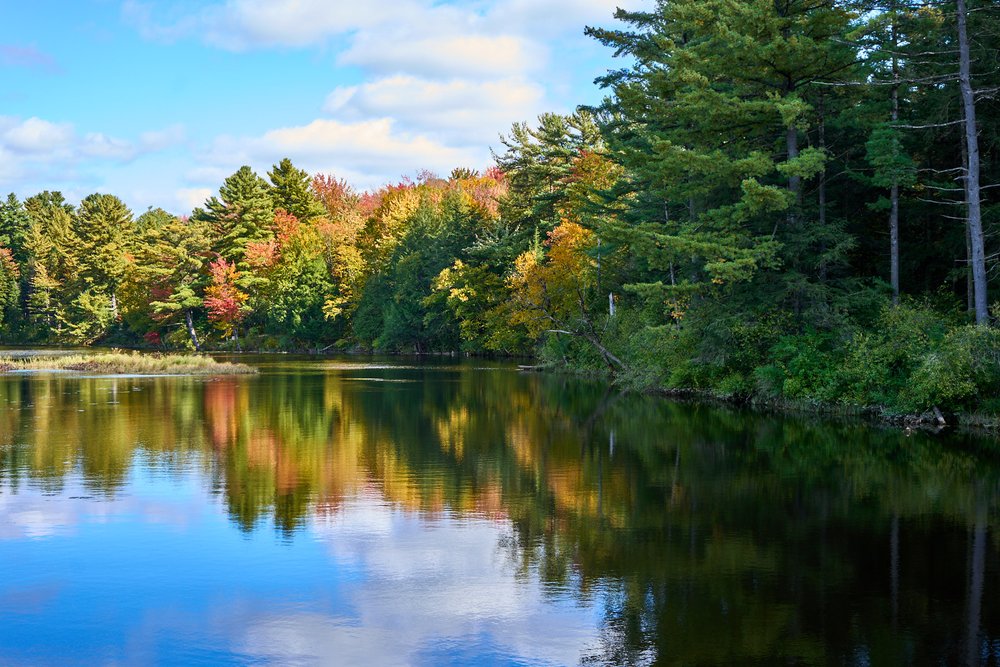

{"left": 0, "top": 0, "right": 638, "bottom": 215}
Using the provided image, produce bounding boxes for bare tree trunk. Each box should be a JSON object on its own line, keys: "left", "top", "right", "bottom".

{"left": 786, "top": 124, "right": 801, "bottom": 221}
{"left": 957, "top": 0, "right": 989, "bottom": 324}
{"left": 818, "top": 95, "right": 828, "bottom": 283}
{"left": 961, "top": 112, "right": 974, "bottom": 314}
{"left": 967, "top": 223, "right": 975, "bottom": 313}
{"left": 185, "top": 309, "right": 201, "bottom": 351}
{"left": 891, "top": 181, "right": 900, "bottom": 304}
{"left": 890, "top": 11, "right": 901, "bottom": 305}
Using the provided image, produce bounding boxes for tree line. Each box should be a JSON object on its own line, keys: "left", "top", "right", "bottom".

{"left": 1, "top": 0, "right": 998, "bottom": 415}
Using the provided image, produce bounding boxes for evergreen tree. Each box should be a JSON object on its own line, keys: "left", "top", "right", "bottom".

{"left": 139, "top": 216, "right": 211, "bottom": 350}
{"left": 75, "top": 193, "right": 136, "bottom": 319}
{"left": 0, "top": 248, "right": 19, "bottom": 330}
{"left": 268, "top": 158, "right": 324, "bottom": 221}
{"left": 0, "top": 193, "right": 31, "bottom": 267}
{"left": 136, "top": 207, "right": 175, "bottom": 232}
{"left": 23, "top": 193, "right": 79, "bottom": 339}
{"left": 587, "top": 0, "right": 857, "bottom": 323}
{"left": 193, "top": 166, "right": 274, "bottom": 268}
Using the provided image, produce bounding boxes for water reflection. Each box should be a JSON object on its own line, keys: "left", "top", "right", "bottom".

{"left": 1, "top": 360, "right": 999, "bottom": 665}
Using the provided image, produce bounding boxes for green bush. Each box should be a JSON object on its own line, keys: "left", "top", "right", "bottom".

{"left": 904, "top": 325, "right": 1000, "bottom": 412}
{"left": 834, "top": 304, "right": 948, "bottom": 409}
{"left": 755, "top": 330, "right": 844, "bottom": 401}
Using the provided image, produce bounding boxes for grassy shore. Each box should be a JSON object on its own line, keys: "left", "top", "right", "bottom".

{"left": 0, "top": 351, "right": 257, "bottom": 375}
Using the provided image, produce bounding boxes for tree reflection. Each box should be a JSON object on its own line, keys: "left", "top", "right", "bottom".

{"left": 1, "top": 365, "right": 998, "bottom": 665}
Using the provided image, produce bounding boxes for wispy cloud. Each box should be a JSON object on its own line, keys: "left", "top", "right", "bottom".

{"left": 105, "top": 0, "right": 640, "bottom": 210}
{"left": 199, "top": 118, "right": 485, "bottom": 191}
{"left": 0, "top": 116, "right": 185, "bottom": 200}
{"left": 0, "top": 44, "right": 62, "bottom": 74}
{"left": 324, "top": 76, "right": 545, "bottom": 145}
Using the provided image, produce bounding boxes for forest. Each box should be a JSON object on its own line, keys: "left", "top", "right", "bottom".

{"left": 1, "top": 0, "right": 999, "bottom": 418}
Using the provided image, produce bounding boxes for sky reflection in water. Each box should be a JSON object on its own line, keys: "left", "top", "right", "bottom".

{"left": 0, "top": 357, "right": 999, "bottom": 665}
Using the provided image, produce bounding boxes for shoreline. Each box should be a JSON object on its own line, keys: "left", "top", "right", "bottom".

{"left": 0, "top": 351, "right": 258, "bottom": 376}
{"left": 518, "top": 363, "right": 1000, "bottom": 438}
{"left": 3, "top": 344, "right": 996, "bottom": 437}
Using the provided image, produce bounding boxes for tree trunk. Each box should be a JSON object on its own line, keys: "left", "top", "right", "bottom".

{"left": 961, "top": 113, "right": 974, "bottom": 314}
{"left": 957, "top": 0, "right": 989, "bottom": 324}
{"left": 185, "top": 309, "right": 201, "bottom": 351}
{"left": 890, "top": 513, "right": 899, "bottom": 629}
{"left": 967, "top": 222, "right": 975, "bottom": 314}
{"left": 786, "top": 124, "right": 801, "bottom": 221}
{"left": 818, "top": 95, "right": 828, "bottom": 283}
{"left": 891, "top": 182, "right": 900, "bottom": 304}
{"left": 965, "top": 498, "right": 987, "bottom": 666}
{"left": 890, "top": 11, "right": 900, "bottom": 305}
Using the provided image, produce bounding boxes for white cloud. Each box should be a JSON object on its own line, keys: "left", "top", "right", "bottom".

{"left": 201, "top": 2, "right": 402, "bottom": 50}
{"left": 0, "top": 44, "right": 62, "bottom": 74}
{"left": 324, "top": 76, "right": 544, "bottom": 144}
{"left": 124, "top": 0, "right": 633, "bottom": 53}
{"left": 0, "top": 116, "right": 182, "bottom": 167}
{"left": 175, "top": 187, "right": 214, "bottom": 211}
{"left": 232, "top": 497, "right": 603, "bottom": 666}
{"left": 123, "top": 0, "right": 563, "bottom": 79}
{"left": 81, "top": 132, "right": 137, "bottom": 160}
{"left": 338, "top": 32, "right": 544, "bottom": 79}
{"left": 139, "top": 124, "right": 186, "bottom": 152}
{"left": 201, "top": 118, "right": 485, "bottom": 190}
{"left": 123, "top": 0, "right": 419, "bottom": 51}
{"left": 108, "top": 0, "right": 637, "bottom": 209}
{"left": 1, "top": 116, "right": 74, "bottom": 154}
{"left": 485, "top": 0, "right": 637, "bottom": 35}
{"left": 0, "top": 116, "right": 187, "bottom": 211}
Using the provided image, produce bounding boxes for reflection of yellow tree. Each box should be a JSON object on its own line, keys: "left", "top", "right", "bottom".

{"left": 3, "top": 368, "right": 1000, "bottom": 664}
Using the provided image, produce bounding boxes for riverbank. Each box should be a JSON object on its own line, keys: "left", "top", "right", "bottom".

{"left": 0, "top": 351, "right": 257, "bottom": 375}
{"left": 519, "top": 361, "right": 1000, "bottom": 437}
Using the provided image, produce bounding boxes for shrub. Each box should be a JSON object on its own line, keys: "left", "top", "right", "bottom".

{"left": 834, "top": 304, "right": 948, "bottom": 409}
{"left": 904, "top": 325, "right": 1000, "bottom": 412}
{"left": 756, "top": 330, "right": 844, "bottom": 402}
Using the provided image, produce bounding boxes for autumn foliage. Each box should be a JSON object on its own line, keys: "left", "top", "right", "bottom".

{"left": 203, "top": 256, "right": 248, "bottom": 335}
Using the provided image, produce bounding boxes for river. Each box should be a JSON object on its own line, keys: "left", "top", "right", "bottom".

{"left": 0, "top": 356, "right": 997, "bottom": 665}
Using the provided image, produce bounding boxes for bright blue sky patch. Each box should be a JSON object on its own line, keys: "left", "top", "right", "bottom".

{"left": 0, "top": 0, "right": 637, "bottom": 214}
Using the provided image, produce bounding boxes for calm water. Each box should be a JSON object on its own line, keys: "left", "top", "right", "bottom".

{"left": 1, "top": 356, "right": 999, "bottom": 666}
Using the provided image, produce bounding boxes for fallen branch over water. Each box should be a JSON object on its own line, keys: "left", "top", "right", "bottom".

{"left": 0, "top": 352, "right": 257, "bottom": 376}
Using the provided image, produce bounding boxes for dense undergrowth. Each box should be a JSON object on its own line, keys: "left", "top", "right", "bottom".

{"left": 538, "top": 301, "right": 1000, "bottom": 424}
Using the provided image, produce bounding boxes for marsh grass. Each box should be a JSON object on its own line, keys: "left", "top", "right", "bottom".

{"left": 0, "top": 351, "right": 257, "bottom": 375}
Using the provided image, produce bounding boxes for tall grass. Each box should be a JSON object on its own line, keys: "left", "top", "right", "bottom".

{"left": 0, "top": 351, "right": 257, "bottom": 375}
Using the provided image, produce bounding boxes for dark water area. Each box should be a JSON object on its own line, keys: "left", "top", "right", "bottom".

{"left": 1, "top": 356, "right": 999, "bottom": 665}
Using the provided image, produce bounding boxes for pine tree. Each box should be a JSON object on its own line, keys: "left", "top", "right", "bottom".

{"left": 268, "top": 158, "right": 324, "bottom": 221}
{"left": 140, "top": 216, "right": 211, "bottom": 350}
{"left": 193, "top": 166, "right": 274, "bottom": 268}
{"left": 587, "top": 0, "right": 857, "bottom": 322}
{"left": 0, "top": 193, "right": 31, "bottom": 267}
{"left": 75, "top": 193, "right": 136, "bottom": 319}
